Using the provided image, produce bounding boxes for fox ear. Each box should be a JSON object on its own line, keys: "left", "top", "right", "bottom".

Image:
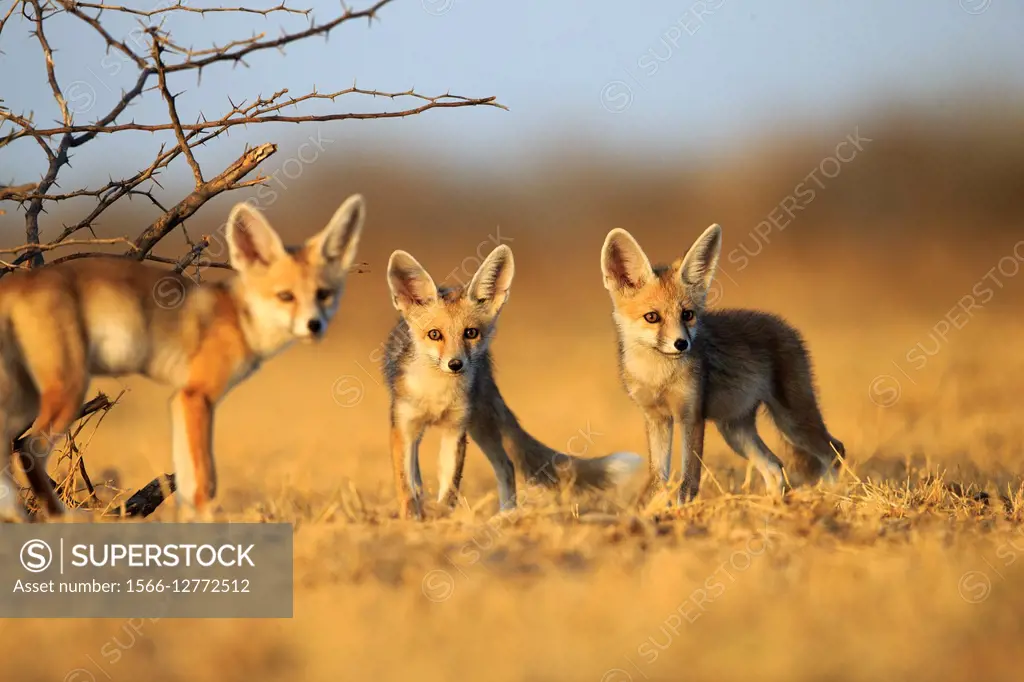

{"left": 468, "top": 245, "right": 514, "bottom": 314}
{"left": 679, "top": 223, "right": 722, "bottom": 292}
{"left": 308, "top": 194, "right": 365, "bottom": 277}
{"left": 226, "top": 203, "right": 288, "bottom": 272}
{"left": 601, "top": 228, "right": 653, "bottom": 291}
{"left": 387, "top": 250, "right": 438, "bottom": 312}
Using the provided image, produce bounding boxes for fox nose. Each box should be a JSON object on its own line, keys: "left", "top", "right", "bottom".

{"left": 307, "top": 319, "right": 323, "bottom": 335}
{"left": 447, "top": 359, "right": 464, "bottom": 373}
{"left": 674, "top": 338, "right": 689, "bottom": 352}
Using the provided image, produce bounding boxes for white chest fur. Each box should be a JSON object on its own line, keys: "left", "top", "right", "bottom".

{"left": 399, "top": 361, "right": 472, "bottom": 428}
{"left": 622, "top": 346, "right": 698, "bottom": 414}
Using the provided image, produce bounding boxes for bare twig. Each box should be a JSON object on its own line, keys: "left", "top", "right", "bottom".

{"left": 52, "top": 391, "right": 124, "bottom": 508}
{"left": 20, "top": 138, "right": 70, "bottom": 267}
{"left": 12, "top": 391, "right": 119, "bottom": 507}
{"left": 117, "top": 473, "right": 176, "bottom": 518}
{"left": 0, "top": 102, "right": 56, "bottom": 160}
{"left": 0, "top": 182, "right": 38, "bottom": 201}
{"left": 0, "top": 236, "right": 135, "bottom": 256}
{"left": 162, "top": 0, "right": 394, "bottom": 73}
{"left": 146, "top": 253, "right": 233, "bottom": 273}
{"left": 16, "top": 90, "right": 506, "bottom": 141}
{"left": 74, "top": 2, "right": 309, "bottom": 19}
{"left": 1, "top": 0, "right": 502, "bottom": 267}
{"left": 23, "top": 0, "right": 74, "bottom": 266}
{"left": 131, "top": 142, "right": 276, "bottom": 258}
{"left": 68, "top": 70, "right": 151, "bottom": 149}
{"left": 0, "top": 0, "right": 19, "bottom": 53}
{"left": 151, "top": 28, "right": 203, "bottom": 187}
{"left": 28, "top": 0, "right": 70, "bottom": 127}
{"left": 171, "top": 235, "right": 210, "bottom": 272}
{"left": 0, "top": 0, "right": 506, "bottom": 151}
{"left": 76, "top": 393, "right": 118, "bottom": 421}
{"left": 57, "top": 0, "right": 148, "bottom": 70}
{"left": 6, "top": 122, "right": 242, "bottom": 270}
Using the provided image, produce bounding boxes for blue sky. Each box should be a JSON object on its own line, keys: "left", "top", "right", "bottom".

{"left": 2, "top": 0, "right": 1023, "bottom": 189}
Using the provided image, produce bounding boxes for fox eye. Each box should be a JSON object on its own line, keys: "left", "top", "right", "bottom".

{"left": 681, "top": 310, "right": 695, "bottom": 322}
{"left": 316, "top": 288, "right": 333, "bottom": 302}
{"left": 643, "top": 311, "right": 661, "bottom": 324}
{"left": 276, "top": 291, "right": 295, "bottom": 303}
{"left": 427, "top": 329, "right": 443, "bottom": 341}
{"left": 464, "top": 328, "right": 479, "bottom": 340}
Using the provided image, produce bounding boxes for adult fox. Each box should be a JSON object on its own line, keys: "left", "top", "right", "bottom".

{"left": 0, "top": 195, "right": 365, "bottom": 521}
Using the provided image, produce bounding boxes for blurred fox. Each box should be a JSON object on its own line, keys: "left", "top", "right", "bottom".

{"left": 600, "top": 224, "right": 844, "bottom": 503}
{"left": 0, "top": 195, "right": 366, "bottom": 522}
{"left": 383, "top": 244, "right": 642, "bottom": 520}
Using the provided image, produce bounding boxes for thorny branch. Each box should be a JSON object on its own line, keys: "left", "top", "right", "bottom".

{"left": 12, "top": 391, "right": 121, "bottom": 514}
{"left": 0, "top": 0, "right": 19, "bottom": 48}
{"left": 129, "top": 141, "right": 277, "bottom": 259}
{"left": 0, "top": 0, "right": 503, "bottom": 513}
{"left": 151, "top": 28, "right": 204, "bottom": 187}
{"left": 0, "top": 236, "right": 134, "bottom": 256}
{"left": 6, "top": 89, "right": 506, "bottom": 144}
{"left": 74, "top": 1, "right": 309, "bottom": 19}
{"left": 1, "top": 0, "right": 502, "bottom": 272}
{"left": 22, "top": 0, "right": 71, "bottom": 266}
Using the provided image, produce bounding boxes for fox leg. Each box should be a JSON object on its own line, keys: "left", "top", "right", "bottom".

{"left": 467, "top": 423, "right": 517, "bottom": 513}
{"left": 20, "top": 380, "right": 89, "bottom": 518}
{"left": 390, "top": 408, "right": 425, "bottom": 520}
{"left": 170, "top": 387, "right": 218, "bottom": 518}
{"left": 678, "top": 406, "right": 705, "bottom": 503}
{"left": 0, "top": 417, "right": 29, "bottom": 522}
{"left": 643, "top": 413, "right": 673, "bottom": 487}
{"left": 740, "top": 461, "right": 755, "bottom": 493}
{"left": 436, "top": 427, "right": 468, "bottom": 509}
{"left": 18, "top": 431, "right": 66, "bottom": 518}
{"left": 6, "top": 400, "right": 40, "bottom": 521}
{"left": 169, "top": 335, "right": 252, "bottom": 519}
{"left": 716, "top": 415, "right": 786, "bottom": 497}
{"left": 8, "top": 295, "right": 90, "bottom": 518}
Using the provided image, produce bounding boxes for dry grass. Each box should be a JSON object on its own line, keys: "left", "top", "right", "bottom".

{"left": 8, "top": 243, "right": 1024, "bottom": 682}
{"left": 4, "top": 120, "right": 1024, "bottom": 680}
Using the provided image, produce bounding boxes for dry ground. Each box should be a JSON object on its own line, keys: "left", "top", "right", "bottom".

{"left": 4, "top": 226, "right": 1024, "bottom": 682}
{"left": 3, "top": 123, "right": 1024, "bottom": 680}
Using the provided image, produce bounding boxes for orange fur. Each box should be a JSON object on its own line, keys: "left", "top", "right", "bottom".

{"left": 383, "top": 245, "right": 642, "bottom": 519}
{"left": 0, "top": 195, "right": 365, "bottom": 521}
{"left": 601, "top": 225, "right": 845, "bottom": 502}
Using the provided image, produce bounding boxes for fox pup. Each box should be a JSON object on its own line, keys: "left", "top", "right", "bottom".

{"left": 0, "top": 195, "right": 365, "bottom": 521}
{"left": 600, "top": 224, "right": 844, "bottom": 502}
{"left": 383, "top": 244, "right": 641, "bottom": 520}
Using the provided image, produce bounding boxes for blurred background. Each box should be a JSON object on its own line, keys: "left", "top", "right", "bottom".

{"left": 2, "top": 0, "right": 1024, "bottom": 495}
{"left": 3, "top": 0, "right": 1023, "bottom": 281}
{"left": 4, "top": 0, "right": 1023, "bottom": 259}
{"left": 5, "top": 4, "right": 1024, "bottom": 681}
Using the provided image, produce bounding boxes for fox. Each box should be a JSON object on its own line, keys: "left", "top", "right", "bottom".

{"left": 383, "top": 244, "right": 642, "bottom": 520}
{"left": 599, "top": 223, "right": 844, "bottom": 503}
{"left": 0, "top": 194, "right": 366, "bottom": 522}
